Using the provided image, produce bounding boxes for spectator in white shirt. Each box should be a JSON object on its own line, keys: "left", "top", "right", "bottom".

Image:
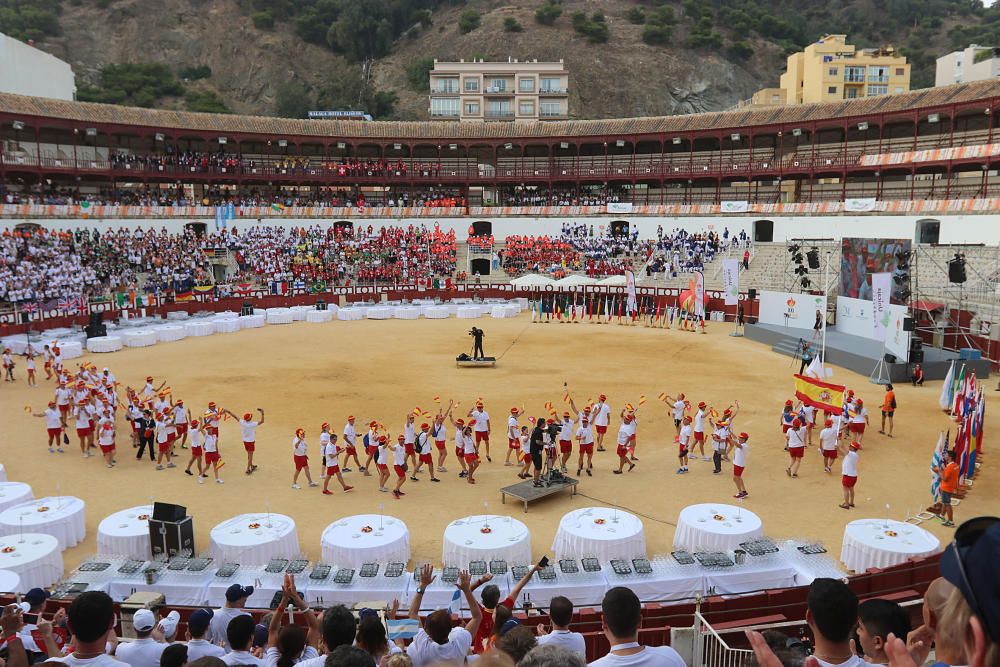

{"left": 263, "top": 575, "right": 321, "bottom": 667}
{"left": 115, "top": 609, "right": 167, "bottom": 667}
{"left": 221, "top": 616, "right": 264, "bottom": 667}
{"left": 290, "top": 605, "right": 357, "bottom": 667}
{"left": 406, "top": 564, "right": 482, "bottom": 667}
{"left": 50, "top": 591, "right": 131, "bottom": 667}
{"left": 210, "top": 584, "right": 253, "bottom": 650}
{"left": 588, "top": 587, "right": 685, "bottom": 667}
{"left": 536, "top": 596, "right": 586, "bottom": 658}
{"left": 522, "top": 644, "right": 587, "bottom": 667}
{"left": 184, "top": 609, "right": 226, "bottom": 661}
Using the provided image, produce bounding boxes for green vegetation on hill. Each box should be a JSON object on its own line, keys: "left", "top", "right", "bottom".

{"left": 77, "top": 63, "right": 184, "bottom": 107}
{"left": 0, "top": 0, "right": 61, "bottom": 42}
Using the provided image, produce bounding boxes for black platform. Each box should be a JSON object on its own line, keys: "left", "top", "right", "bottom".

{"left": 500, "top": 477, "right": 578, "bottom": 512}
{"left": 456, "top": 356, "right": 496, "bottom": 368}
{"left": 745, "top": 323, "right": 991, "bottom": 382}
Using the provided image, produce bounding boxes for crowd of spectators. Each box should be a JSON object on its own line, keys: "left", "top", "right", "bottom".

{"left": 496, "top": 186, "right": 628, "bottom": 207}
{"left": 0, "top": 229, "right": 101, "bottom": 305}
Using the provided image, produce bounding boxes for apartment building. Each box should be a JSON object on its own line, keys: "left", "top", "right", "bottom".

{"left": 936, "top": 45, "right": 1000, "bottom": 86}
{"left": 428, "top": 59, "right": 568, "bottom": 121}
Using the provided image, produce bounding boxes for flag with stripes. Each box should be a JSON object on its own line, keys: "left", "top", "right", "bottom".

{"left": 930, "top": 431, "right": 945, "bottom": 501}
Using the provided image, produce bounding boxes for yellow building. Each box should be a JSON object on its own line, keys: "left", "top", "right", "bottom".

{"left": 754, "top": 34, "right": 910, "bottom": 106}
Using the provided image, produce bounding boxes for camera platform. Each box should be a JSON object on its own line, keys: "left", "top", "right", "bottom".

{"left": 456, "top": 354, "right": 496, "bottom": 368}
{"left": 500, "top": 476, "right": 578, "bottom": 513}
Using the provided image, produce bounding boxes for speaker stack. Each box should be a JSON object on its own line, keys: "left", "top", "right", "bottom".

{"left": 149, "top": 502, "right": 194, "bottom": 560}
{"left": 948, "top": 254, "right": 967, "bottom": 284}
{"left": 85, "top": 312, "right": 107, "bottom": 339}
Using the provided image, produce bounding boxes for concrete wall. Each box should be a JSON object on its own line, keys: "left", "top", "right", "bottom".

{"left": 0, "top": 33, "right": 75, "bottom": 101}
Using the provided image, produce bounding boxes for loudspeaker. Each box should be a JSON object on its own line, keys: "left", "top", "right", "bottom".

{"left": 903, "top": 317, "right": 915, "bottom": 332}
{"left": 85, "top": 323, "right": 107, "bottom": 339}
{"left": 806, "top": 249, "right": 820, "bottom": 270}
{"left": 149, "top": 516, "right": 194, "bottom": 560}
{"left": 884, "top": 353, "right": 897, "bottom": 363}
{"left": 748, "top": 288, "right": 757, "bottom": 300}
{"left": 152, "top": 502, "right": 187, "bottom": 522}
{"left": 240, "top": 301, "right": 254, "bottom": 316}
{"left": 315, "top": 299, "right": 327, "bottom": 311}
{"left": 89, "top": 312, "right": 103, "bottom": 327}
{"left": 910, "top": 348, "right": 924, "bottom": 363}
{"left": 910, "top": 336, "right": 923, "bottom": 351}
{"left": 949, "top": 258, "right": 967, "bottom": 284}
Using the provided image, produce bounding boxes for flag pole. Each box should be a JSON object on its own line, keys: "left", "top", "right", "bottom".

{"left": 821, "top": 248, "right": 831, "bottom": 374}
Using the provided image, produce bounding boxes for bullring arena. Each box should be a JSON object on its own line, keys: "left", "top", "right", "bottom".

{"left": 0, "top": 79, "right": 999, "bottom": 664}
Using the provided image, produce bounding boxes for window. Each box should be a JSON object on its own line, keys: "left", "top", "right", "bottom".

{"left": 828, "top": 67, "right": 838, "bottom": 76}
{"left": 540, "top": 77, "right": 562, "bottom": 93}
{"left": 486, "top": 100, "right": 512, "bottom": 117}
{"left": 868, "top": 65, "right": 889, "bottom": 82}
{"left": 844, "top": 66, "right": 865, "bottom": 83}
{"left": 894, "top": 86, "right": 904, "bottom": 94}
{"left": 519, "top": 78, "right": 534, "bottom": 92}
{"left": 828, "top": 86, "right": 838, "bottom": 94}
{"left": 540, "top": 102, "right": 562, "bottom": 117}
{"left": 490, "top": 78, "right": 507, "bottom": 92}
{"left": 433, "top": 78, "right": 458, "bottom": 93}
{"left": 430, "top": 97, "right": 459, "bottom": 117}
{"left": 867, "top": 84, "right": 888, "bottom": 96}
{"left": 464, "top": 102, "right": 480, "bottom": 115}
{"left": 463, "top": 78, "right": 479, "bottom": 92}
{"left": 518, "top": 101, "right": 534, "bottom": 115}
{"left": 895, "top": 68, "right": 905, "bottom": 76}
{"left": 845, "top": 87, "right": 859, "bottom": 99}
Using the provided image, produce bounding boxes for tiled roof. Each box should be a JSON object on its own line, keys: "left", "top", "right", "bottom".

{"left": 1, "top": 80, "right": 998, "bottom": 141}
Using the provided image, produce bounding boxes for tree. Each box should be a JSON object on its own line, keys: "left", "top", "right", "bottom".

{"left": 77, "top": 63, "right": 184, "bottom": 107}
{"left": 642, "top": 23, "right": 671, "bottom": 45}
{"left": 179, "top": 65, "right": 212, "bottom": 81}
{"left": 274, "top": 80, "right": 313, "bottom": 118}
{"left": 185, "top": 90, "right": 231, "bottom": 113}
{"left": 252, "top": 10, "right": 275, "bottom": 29}
{"left": 626, "top": 7, "right": 645, "bottom": 24}
{"left": 503, "top": 16, "right": 523, "bottom": 32}
{"left": 406, "top": 56, "right": 435, "bottom": 91}
{"left": 727, "top": 40, "right": 754, "bottom": 60}
{"left": 459, "top": 8, "right": 480, "bottom": 33}
{"left": 535, "top": 1, "right": 562, "bottom": 25}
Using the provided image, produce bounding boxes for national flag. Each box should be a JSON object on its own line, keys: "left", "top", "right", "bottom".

{"left": 175, "top": 290, "right": 193, "bottom": 302}
{"left": 449, "top": 588, "right": 463, "bottom": 615}
{"left": 638, "top": 395, "right": 647, "bottom": 406}
{"left": 194, "top": 285, "right": 216, "bottom": 294}
{"left": 930, "top": 431, "right": 946, "bottom": 501}
{"left": 271, "top": 281, "right": 289, "bottom": 295}
{"left": 952, "top": 364, "right": 966, "bottom": 417}
{"left": 939, "top": 360, "right": 955, "bottom": 410}
{"left": 531, "top": 299, "right": 537, "bottom": 323}
{"left": 793, "top": 374, "right": 845, "bottom": 413}
{"left": 555, "top": 300, "right": 562, "bottom": 321}
{"left": 605, "top": 296, "right": 612, "bottom": 322}
{"left": 270, "top": 202, "right": 285, "bottom": 213}
{"left": 570, "top": 299, "right": 577, "bottom": 322}
{"left": 588, "top": 296, "right": 593, "bottom": 321}
{"left": 974, "top": 387, "right": 985, "bottom": 452}
{"left": 804, "top": 355, "right": 824, "bottom": 379}
{"left": 57, "top": 297, "right": 74, "bottom": 312}
{"left": 22, "top": 302, "right": 38, "bottom": 314}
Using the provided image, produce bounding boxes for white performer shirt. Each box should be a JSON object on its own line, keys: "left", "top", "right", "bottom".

{"left": 454, "top": 429, "right": 464, "bottom": 450}
{"left": 44, "top": 407, "right": 62, "bottom": 429}
{"left": 678, "top": 424, "right": 693, "bottom": 447}
{"left": 802, "top": 405, "right": 816, "bottom": 425}
{"left": 203, "top": 433, "right": 218, "bottom": 453}
{"left": 404, "top": 422, "right": 416, "bottom": 444}
{"left": 591, "top": 402, "right": 611, "bottom": 427}
{"left": 693, "top": 409, "right": 706, "bottom": 434}
{"left": 616, "top": 423, "right": 631, "bottom": 446}
{"left": 98, "top": 429, "right": 114, "bottom": 447}
{"left": 155, "top": 419, "right": 170, "bottom": 444}
{"left": 376, "top": 445, "right": 390, "bottom": 466}
{"left": 786, "top": 427, "right": 805, "bottom": 449}
{"left": 470, "top": 409, "right": 490, "bottom": 432}
{"left": 559, "top": 418, "right": 574, "bottom": 441}
{"left": 672, "top": 400, "right": 686, "bottom": 420}
{"left": 190, "top": 429, "right": 203, "bottom": 450}
{"left": 240, "top": 419, "right": 259, "bottom": 443}
{"left": 392, "top": 444, "right": 407, "bottom": 466}
{"left": 173, "top": 405, "right": 188, "bottom": 425}
{"left": 733, "top": 442, "right": 748, "bottom": 467}
{"left": 850, "top": 407, "right": 868, "bottom": 423}
{"left": 73, "top": 405, "right": 92, "bottom": 430}
{"left": 366, "top": 428, "right": 377, "bottom": 449}
{"left": 507, "top": 415, "right": 519, "bottom": 440}
{"left": 842, "top": 450, "right": 859, "bottom": 477}
{"left": 519, "top": 434, "right": 530, "bottom": 457}
{"left": 292, "top": 437, "right": 308, "bottom": 457}
{"left": 324, "top": 440, "right": 339, "bottom": 467}
{"left": 55, "top": 387, "right": 71, "bottom": 406}
{"left": 622, "top": 418, "right": 638, "bottom": 438}
{"left": 576, "top": 424, "right": 594, "bottom": 445}
{"left": 819, "top": 427, "right": 839, "bottom": 452}
{"left": 712, "top": 426, "right": 730, "bottom": 451}
{"left": 463, "top": 433, "right": 477, "bottom": 455}
{"left": 416, "top": 431, "right": 431, "bottom": 455}
{"left": 431, "top": 421, "right": 446, "bottom": 443}
{"left": 319, "top": 431, "right": 331, "bottom": 451}
{"left": 143, "top": 381, "right": 155, "bottom": 398}
{"left": 343, "top": 422, "right": 357, "bottom": 446}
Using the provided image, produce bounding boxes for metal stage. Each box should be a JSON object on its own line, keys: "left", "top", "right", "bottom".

{"left": 745, "top": 323, "right": 991, "bottom": 382}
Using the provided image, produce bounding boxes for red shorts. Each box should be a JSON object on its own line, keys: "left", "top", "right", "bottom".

{"left": 509, "top": 438, "right": 519, "bottom": 450}
{"left": 58, "top": 404, "right": 69, "bottom": 413}
{"left": 243, "top": 441, "right": 255, "bottom": 452}
{"left": 694, "top": 431, "right": 705, "bottom": 442}
{"left": 595, "top": 425, "right": 607, "bottom": 434}
{"left": 294, "top": 455, "right": 309, "bottom": 470}
{"left": 455, "top": 446, "right": 463, "bottom": 458}
{"left": 435, "top": 440, "right": 446, "bottom": 451}
{"left": 167, "top": 433, "right": 176, "bottom": 444}
{"left": 205, "top": 451, "right": 220, "bottom": 464}
{"left": 842, "top": 474, "right": 858, "bottom": 488}
{"left": 788, "top": 446, "right": 804, "bottom": 459}
{"left": 629, "top": 434, "right": 636, "bottom": 443}
{"left": 47, "top": 427, "right": 62, "bottom": 437}
{"left": 464, "top": 453, "right": 479, "bottom": 463}
{"left": 191, "top": 446, "right": 203, "bottom": 458}
{"left": 580, "top": 443, "right": 593, "bottom": 454}
{"left": 823, "top": 449, "right": 838, "bottom": 459}
{"left": 376, "top": 463, "right": 388, "bottom": 473}
{"left": 158, "top": 442, "right": 171, "bottom": 453}
{"left": 733, "top": 465, "right": 744, "bottom": 477}
{"left": 559, "top": 440, "right": 572, "bottom": 454}
{"left": 475, "top": 431, "right": 489, "bottom": 443}
{"left": 394, "top": 464, "right": 406, "bottom": 478}
{"left": 781, "top": 424, "right": 792, "bottom": 433}
{"left": 678, "top": 446, "right": 689, "bottom": 456}
{"left": 404, "top": 443, "right": 415, "bottom": 455}
{"left": 76, "top": 427, "right": 90, "bottom": 438}
{"left": 617, "top": 444, "right": 628, "bottom": 458}
{"left": 419, "top": 453, "right": 433, "bottom": 465}
{"left": 131, "top": 422, "right": 141, "bottom": 432}
{"left": 100, "top": 444, "right": 114, "bottom": 454}
{"left": 849, "top": 422, "right": 865, "bottom": 434}
{"left": 175, "top": 424, "right": 188, "bottom": 435}
{"left": 365, "top": 445, "right": 377, "bottom": 457}
{"left": 326, "top": 465, "right": 340, "bottom": 475}
{"left": 346, "top": 446, "right": 357, "bottom": 455}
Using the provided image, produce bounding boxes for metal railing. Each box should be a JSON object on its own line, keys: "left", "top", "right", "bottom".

{"left": 692, "top": 612, "right": 753, "bottom": 667}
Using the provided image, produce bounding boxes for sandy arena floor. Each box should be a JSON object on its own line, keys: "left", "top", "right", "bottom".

{"left": 2, "top": 313, "right": 996, "bottom": 574}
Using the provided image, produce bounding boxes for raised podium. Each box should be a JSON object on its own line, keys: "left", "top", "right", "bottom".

{"left": 456, "top": 354, "right": 496, "bottom": 368}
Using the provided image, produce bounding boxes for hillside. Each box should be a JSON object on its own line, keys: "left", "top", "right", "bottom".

{"left": 5, "top": 0, "right": 995, "bottom": 121}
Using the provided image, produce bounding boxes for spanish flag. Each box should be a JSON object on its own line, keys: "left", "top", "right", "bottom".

{"left": 793, "top": 374, "right": 845, "bottom": 413}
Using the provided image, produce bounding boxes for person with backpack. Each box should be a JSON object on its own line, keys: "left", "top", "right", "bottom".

{"left": 880, "top": 384, "right": 896, "bottom": 438}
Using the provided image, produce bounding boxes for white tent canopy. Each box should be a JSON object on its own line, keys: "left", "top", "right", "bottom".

{"left": 597, "top": 275, "right": 627, "bottom": 285}
{"left": 555, "top": 275, "right": 599, "bottom": 287}
{"left": 511, "top": 274, "right": 557, "bottom": 287}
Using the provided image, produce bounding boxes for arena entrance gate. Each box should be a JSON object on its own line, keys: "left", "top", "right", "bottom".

{"left": 334, "top": 221, "right": 354, "bottom": 234}
{"left": 609, "top": 220, "right": 629, "bottom": 236}
{"left": 185, "top": 222, "right": 207, "bottom": 236}
{"left": 916, "top": 218, "right": 940, "bottom": 244}
{"left": 471, "top": 220, "right": 492, "bottom": 237}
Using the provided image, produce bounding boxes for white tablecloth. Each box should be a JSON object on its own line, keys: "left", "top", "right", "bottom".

{"left": 213, "top": 318, "right": 241, "bottom": 333}
{"left": 606, "top": 562, "right": 706, "bottom": 603}
{"left": 521, "top": 570, "right": 609, "bottom": 607}
{"left": 109, "top": 571, "right": 214, "bottom": 606}
{"left": 442, "top": 515, "right": 531, "bottom": 567}
{"left": 0, "top": 533, "right": 63, "bottom": 589}
{"left": 338, "top": 309, "right": 365, "bottom": 321}
{"left": 394, "top": 307, "right": 420, "bottom": 320}
{"left": 367, "top": 306, "right": 392, "bottom": 320}
{"left": 305, "top": 570, "right": 410, "bottom": 607}
{"left": 673, "top": 503, "right": 763, "bottom": 552}
{"left": 0, "top": 464, "right": 6, "bottom": 482}
{"left": 86, "top": 336, "right": 123, "bottom": 353}
{"left": 266, "top": 309, "right": 294, "bottom": 324}
{"left": 185, "top": 321, "right": 215, "bottom": 336}
{"left": 306, "top": 310, "right": 333, "bottom": 323}
{"left": 423, "top": 306, "right": 450, "bottom": 319}
{"left": 320, "top": 515, "right": 410, "bottom": 568}
{"left": 457, "top": 306, "right": 481, "bottom": 319}
{"left": 290, "top": 306, "right": 312, "bottom": 321}
{"left": 491, "top": 305, "right": 520, "bottom": 319}
{"left": 97, "top": 505, "right": 153, "bottom": 558}
{"left": 52, "top": 340, "right": 83, "bottom": 359}
{"left": 241, "top": 314, "right": 266, "bottom": 329}
{"left": 552, "top": 507, "right": 647, "bottom": 561}
{"left": 702, "top": 559, "right": 800, "bottom": 595}
{"left": 840, "top": 519, "right": 941, "bottom": 573}
{"left": 209, "top": 513, "right": 300, "bottom": 566}
{"left": 156, "top": 325, "right": 187, "bottom": 342}
{"left": 123, "top": 330, "right": 158, "bottom": 348}
{"left": 0, "top": 568, "right": 21, "bottom": 593}
{"left": 0, "top": 483, "right": 34, "bottom": 513}
{"left": 166, "top": 311, "right": 190, "bottom": 320}
{"left": 0, "top": 496, "right": 86, "bottom": 550}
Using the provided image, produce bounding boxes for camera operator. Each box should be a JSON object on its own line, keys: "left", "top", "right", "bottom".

{"left": 469, "top": 327, "right": 485, "bottom": 358}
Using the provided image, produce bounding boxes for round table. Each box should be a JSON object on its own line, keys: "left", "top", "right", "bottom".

{"left": 840, "top": 519, "right": 941, "bottom": 573}
{"left": 290, "top": 306, "right": 312, "bottom": 321}
{"left": 209, "top": 513, "right": 300, "bottom": 566}
{"left": 394, "top": 307, "right": 420, "bottom": 320}
{"left": 338, "top": 309, "right": 365, "bottom": 321}
{"left": 442, "top": 515, "right": 531, "bottom": 567}
{"left": 86, "top": 336, "right": 123, "bottom": 353}
{"left": 97, "top": 505, "right": 153, "bottom": 558}
{"left": 0, "top": 568, "right": 21, "bottom": 593}
{"left": 185, "top": 321, "right": 215, "bottom": 336}
{"left": 306, "top": 310, "right": 334, "bottom": 323}
{"left": 552, "top": 507, "right": 647, "bottom": 561}
{"left": 213, "top": 318, "right": 241, "bottom": 333}
{"left": 166, "top": 311, "right": 190, "bottom": 320}
{"left": 0, "top": 483, "right": 34, "bottom": 513}
{"left": 123, "top": 330, "right": 158, "bottom": 348}
{"left": 457, "top": 306, "right": 482, "bottom": 319}
{"left": 423, "top": 306, "right": 450, "bottom": 319}
{"left": 51, "top": 340, "right": 83, "bottom": 359}
{"left": 241, "top": 314, "right": 267, "bottom": 329}
{"left": 320, "top": 514, "right": 410, "bottom": 568}
{"left": 0, "top": 497, "right": 86, "bottom": 550}
{"left": 673, "top": 503, "right": 763, "bottom": 552}
{"left": 266, "top": 309, "right": 294, "bottom": 325}
{"left": 366, "top": 306, "right": 392, "bottom": 320}
{"left": 0, "top": 533, "right": 63, "bottom": 590}
{"left": 156, "top": 325, "right": 187, "bottom": 342}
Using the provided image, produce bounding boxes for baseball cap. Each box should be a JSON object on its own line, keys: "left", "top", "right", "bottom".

{"left": 226, "top": 583, "right": 254, "bottom": 602}
{"left": 132, "top": 609, "right": 156, "bottom": 632}
{"left": 158, "top": 610, "right": 180, "bottom": 637}
{"left": 253, "top": 623, "right": 269, "bottom": 647}
{"left": 499, "top": 619, "right": 521, "bottom": 635}
{"left": 939, "top": 516, "right": 1000, "bottom": 642}
{"left": 187, "top": 608, "right": 214, "bottom": 634}
{"left": 24, "top": 588, "right": 51, "bottom": 606}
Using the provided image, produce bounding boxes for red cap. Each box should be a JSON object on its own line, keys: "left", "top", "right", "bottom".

{"left": 723, "top": 408, "right": 732, "bottom": 416}
{"left": 176, "top": 399, "right": 183, "bottom": 405}
{"left": 856, "top": 399, "right": 863, "bottom": 406}
{"left": 48, "top": 400, "right": 56, "bottom": 407}
{"left": 739, "top": 432, "right": 749, "bottom": 440}
{"left": 321, "top": 422, "right": 330, "bottom": 430}
{"left": 421, "top": 423, "right": 430, "bottom": 430}
{"left": 583, "top": 406, "right": 591, "bottom": 413}
{"left": 510, "top": 407, "right": 519, "bottom": 414}
{"left": 397, "top": 434, "right": 405, "bottom": 442}
{"left": 547, "top": 418, "right": 555, "bottom": 424}
{"left": 243, "top": 413, "right": 252, "bottom": 421}
{"left": 683, "top": 415, "right": 692, "bottom": 423}
{"left": 347, "top": 415, "right": 355, "bottom": 421}
{"left": 624, "top": 414, "right": 634, "bottom": 422}
{"left": 370, "top": 420, "right": 378, "bottom": 427}
{"left": 208, "top": 401, "right": 217, "bottom": 409}
{"left": 191, "top": 419, "right": 199, "bottom": 427}
{"left": 698, "top": 401, "right": 706, "bottom": 408}
{"left": 792, "top": 418, "right": 802, "bottom": 427}
{"left": 599, "top": 394, "right": 607, "bottom": 401}
{"left": 295, "top": 428, "right": 305, "bottom": 437}
{"left": 476, "top": 400, "right": 484, "bottom": 407}
{"left": 678, "top": 393, "right": 685, "bottom": 399}
{"left": 146, "top": 376, "right": 153, "bottom": 382}
{"left": 563, "top": 411, "right": 570, "bottom": 418}
{"left": 784, "top": 400, "right": 793, "bottom": 407}
{"left": 455, "top": 419, "right": 465, "bottom": 426}
{"left": 825, "top": 418, "right": 833, "bottom": 427}
{"left": 378, "top": 435, "right": 388, "bottom": 443}
{"left": 850, "top": 441, "right": 861, "bottom": 450}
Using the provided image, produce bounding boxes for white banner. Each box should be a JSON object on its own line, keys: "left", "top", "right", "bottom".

{"left": 844, "top": 197, "right": 878, "bottom": 212}
{"left": 871, "top": 272, "right": 892, "bottom": 341}
{"left": 607, "top": 202, "right": 633, "bottom": 214}
{"left": 694, "top": 271, "right": 706, "bottom": 319}
{"left": 720, "top": 201, "right": 749, "bottom": 213}
{"left": 886, "top": 307, "right": 911, "bottom": 362}
{"left": 721, "top": 259, "right": 740, "bottom": 305}
{"left": 836, "top": 295, "right": 909, "bottom": 343}
{"left": 759, "top": 291, "right": 827, "bottom": 330}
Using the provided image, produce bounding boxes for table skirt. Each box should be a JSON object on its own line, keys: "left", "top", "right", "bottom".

{"left": 87, "top": 336, "right": 123, "bottom": 353}
{"left": 123, "top": 330, "right": 158, "bottom": 348}
{"left": 0, "top": 497, "right": 86, "bottom": 550}
{"left": 367, "top": 307, "right": 392, "bottom": 320}
{"left": 338, "top": 309, "right": 365, "bottom": 321}
{"left": 156, "top": 325, "right": 187, "bottom": 342}
{"left": 213, "top": 318, "right": 242, "bottom": 333}
{"left": 0, "top": 484, "right": 33, "bottom": 513}
{"left": 306, "top": 310, "right": 334, "bottom": 323}
{"left": 0, "top": 534, "right": 64, "bottom": 590}
{"left": 456, "top": 306, "right": 481, "bottom": 319}
{"left": 394, "top": 307, "right": 420, "bottom": 320}
{"left": 241, "top": 314, "right": 267, "bottom": 329}
{"left": 185, "top": 321, "right": 215, "bottom": 336}
{"left": 266, "top": 309, "right": 294, "bottom": 325}
{"left": 423, "top": 306, "right": 450, "bottom": 319}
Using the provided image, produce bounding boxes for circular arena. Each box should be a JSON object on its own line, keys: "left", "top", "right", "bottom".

{"left": 1, "top": 78, "right": 999, "bottom": 667}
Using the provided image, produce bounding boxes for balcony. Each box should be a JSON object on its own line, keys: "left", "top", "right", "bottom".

{"left": 868, "top": 75, "right": 889, "bottom": 83}
{"left": 430, "top": 87, "right": 459, "bottom": 94}
{"left": 484, "top": 111, "right": 515, "bottom": 120}
{"left": 483, "top": 87, "right": 511, "bottom": 96}
{"left": 539, "top": 111, "right": 567, "bottom": 118}
{"left": 539, "top": 87, "right": 568, "bottom": 95}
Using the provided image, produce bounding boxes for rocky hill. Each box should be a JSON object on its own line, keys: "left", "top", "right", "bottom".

{"left": 6, "top": 0, "right": 994, "bottom": 120}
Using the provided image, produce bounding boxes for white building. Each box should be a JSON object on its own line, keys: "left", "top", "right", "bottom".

{"left": 936, "top": 45, "right": 1000, "bottom": 87}
{"left": 0, "top": 32, "right": 76, "bottom": 101}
